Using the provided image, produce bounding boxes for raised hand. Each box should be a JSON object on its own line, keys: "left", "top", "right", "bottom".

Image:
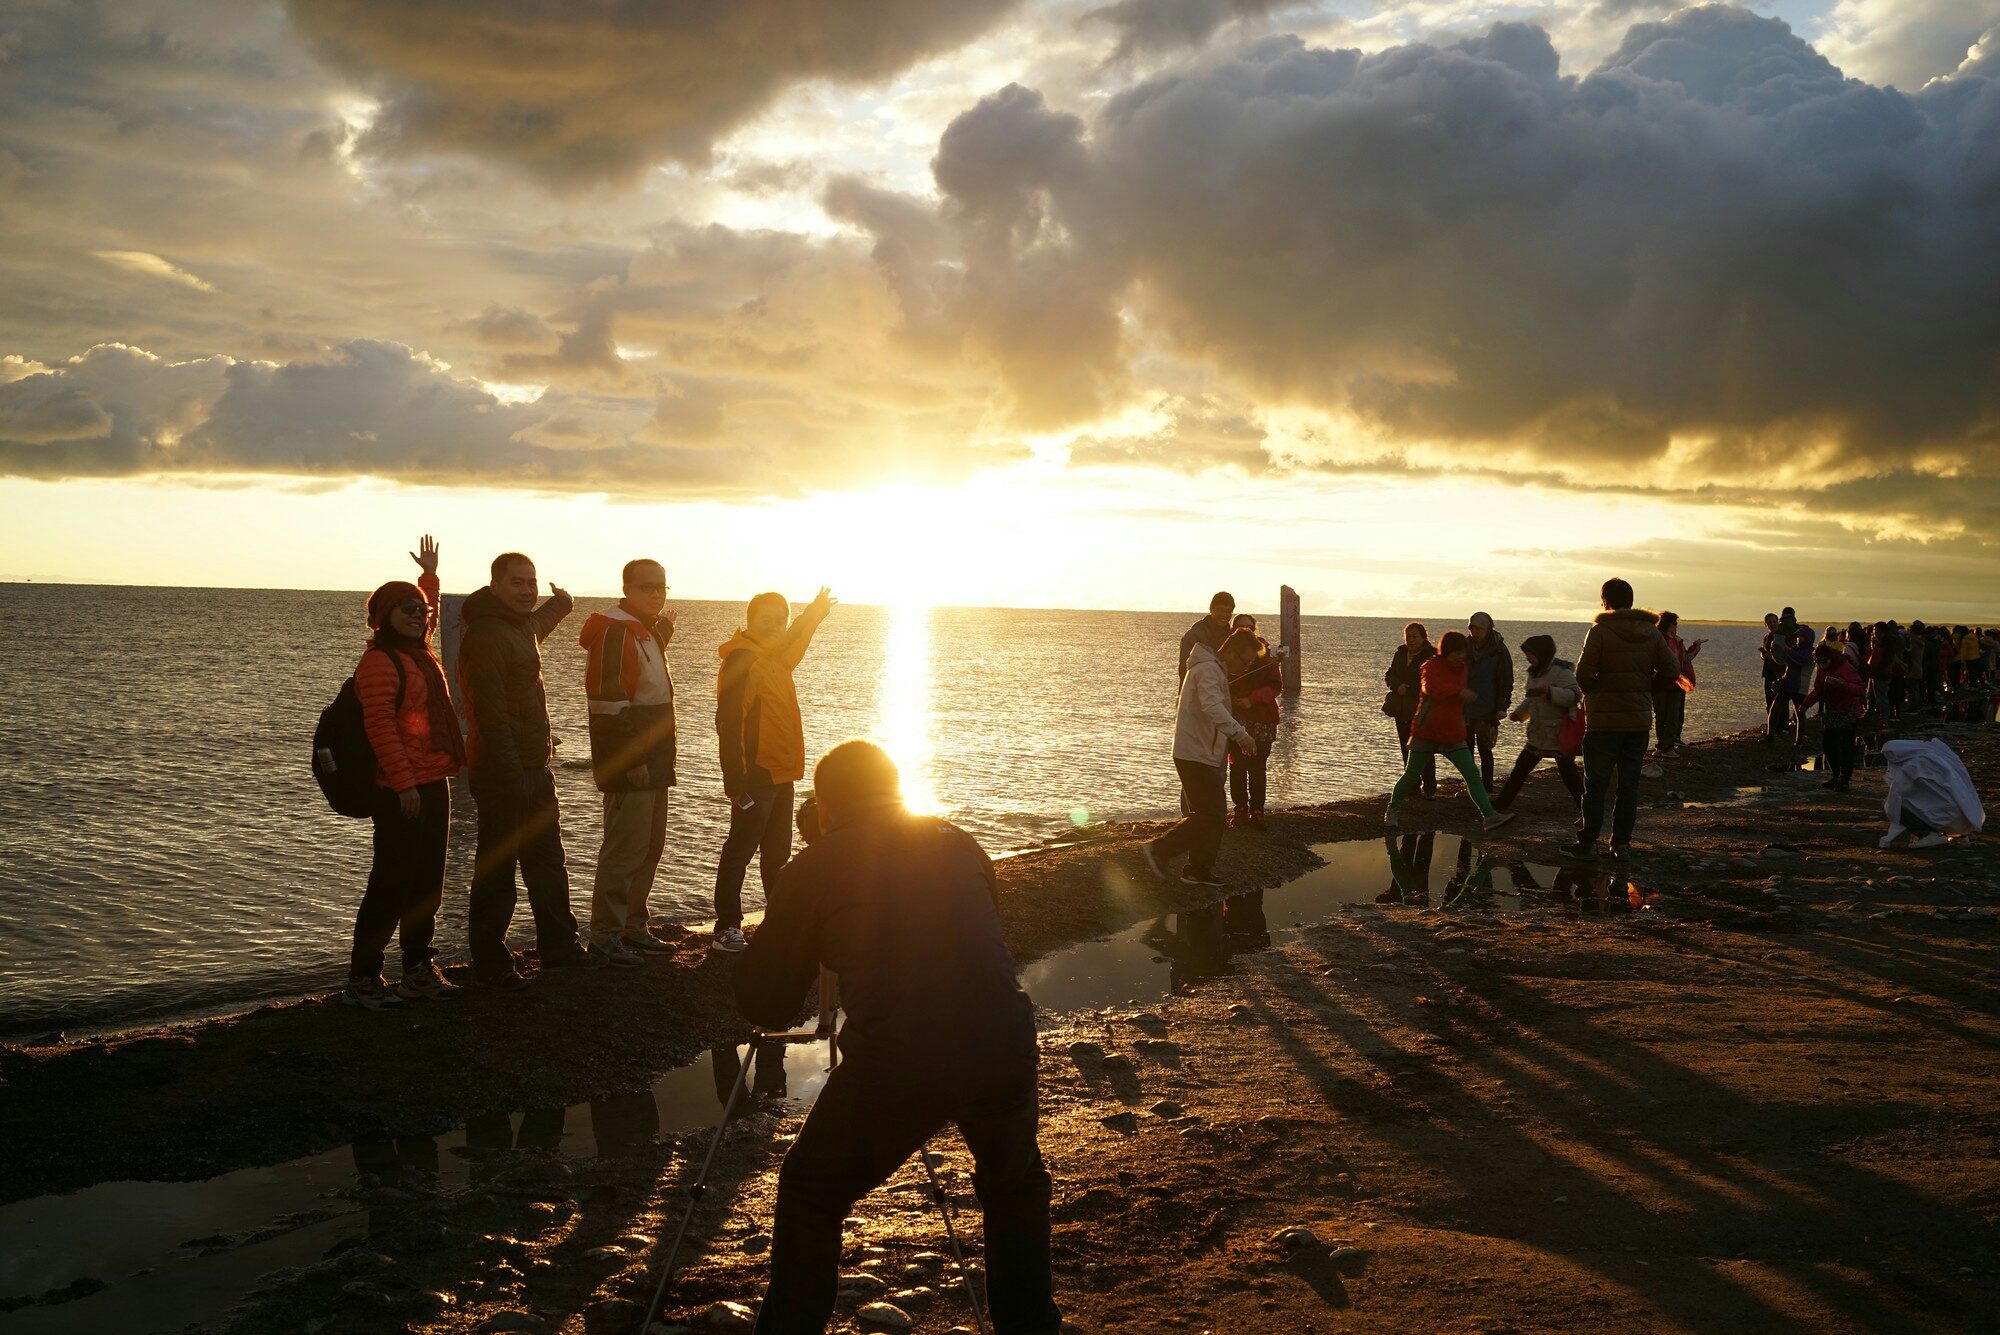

{"left": 549, "top": 584, "right": 569, "bottom": 601}
{"left": 410, "top": 534, "right": 440, "bottom": 575}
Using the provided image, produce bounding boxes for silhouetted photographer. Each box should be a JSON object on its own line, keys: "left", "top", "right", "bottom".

{"left": 736, "top": 740, "right": 1061, "bottom": 1334}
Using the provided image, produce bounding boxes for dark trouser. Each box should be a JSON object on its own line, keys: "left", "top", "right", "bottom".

{"left": 1228, "top": 742, "right": 1266, "bottom": 812}
{"left": 1824, "top": 721, "right": 1857, "bottom": 784}
{"left": 1653, "top": 688, "right": 1686, "bottom": 750}
{"left": 350, "top": 780, "right": 449, "bottom": 979}
{"left": 713, "top": 781, "right": 793, "bottom": 929}
{"left": 1926, "top": 672, "right": 1943, "bottom": 708}
{"left": 468, "top": 766, "right": 580, "bottom": 976}
{"left": 1580, "top": 730, "right": 1649, "bottom": 848}
{"left": 1466, "top": 718, "right": 1499, "bottom": 787}
{"left": 1901, "top": 807, "right": 1936, "bottom": 838}
{"left": 1764, "top": 674, "right": 1781, "bottom": 709}
{"left": 1155, "top": 760, "right": 1226, "bottom": 876}
{"left": 757, "top": 1062, "right": 1060, "bottom": 1335}
{"left": 1491, "top": 744, "right": 1584, "bottom": 812}
{"left": 1768, "top": 688, "right": 1801, "bottom": 743}
{"left": 1392, "top": 711, "right": 1437, "bottom": 795}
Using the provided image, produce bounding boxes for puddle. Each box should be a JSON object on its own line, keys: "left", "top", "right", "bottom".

{"left": 1020, "top": 835, "right": 1656, "bottom": 1014}
{"left": 0, "top": 1040, "right": 830, "bottom": 1332}
{"left": 4, "top": 834, "right": 1666, "bottom": 1329}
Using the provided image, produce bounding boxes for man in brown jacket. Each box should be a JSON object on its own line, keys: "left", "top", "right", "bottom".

{"left": 1566, "top": 577, "right": 1677, "bottom": 860}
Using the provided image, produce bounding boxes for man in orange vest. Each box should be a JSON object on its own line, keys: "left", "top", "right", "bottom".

{"left": 710, "top": 587, "right": 835, "bottom": 953}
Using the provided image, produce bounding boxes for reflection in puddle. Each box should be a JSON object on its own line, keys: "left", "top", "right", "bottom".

{"left": 0, "top": 1040, "right": 831, "bottom": 1332}
{"left": 1021, "top": 835, "right": 1660, "bottom": 1015}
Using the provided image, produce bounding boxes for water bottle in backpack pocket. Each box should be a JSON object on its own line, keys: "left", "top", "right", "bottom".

{"left": 312, "top": 652, "right": 404, "bottom": 817}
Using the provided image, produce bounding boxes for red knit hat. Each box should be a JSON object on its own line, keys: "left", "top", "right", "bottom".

{"left": 368, "top": 580, "right": 424, "bottom": 629}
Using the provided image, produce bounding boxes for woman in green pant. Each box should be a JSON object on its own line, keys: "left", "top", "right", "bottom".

{"left": 1386, "top": 631, "right": 1513, "bottom": 832}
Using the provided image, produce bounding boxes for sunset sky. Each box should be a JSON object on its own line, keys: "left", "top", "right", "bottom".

{"left": 3, "top": 0, "right": 1998, "bottom": 619}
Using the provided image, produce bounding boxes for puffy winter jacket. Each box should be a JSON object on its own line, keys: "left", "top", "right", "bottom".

{"left": 1412, "top": 656, "right": 1469, "bottom": 748}
{"left": 1173, "top": 643, "right": 1251, "bottom": 765}
{"left": 457, "top": 584, "right": 574, "bottom": 777}
{"left": 716, "top": 626, "right": 808, "bottom": 795}
{"left": 1801, "top": 658, "right": 1865, "bottom": 721}
{"left": 1575, "top": 609, "right": 1676, "bottom": 733}
{"left": 1462, "top": 633, "right": 1514, "bottom": 723}
{"left": 357, "top": 571, "right": 461, "bottom": 792}
{"left": 736, "top": 804, "right": 1037, "bottom": 1084}
{"left": 580, "top": 605, "right": 677, "bottom": 792}
{"left": 1511, "top": 658, "right": 1580, "bottom": 752}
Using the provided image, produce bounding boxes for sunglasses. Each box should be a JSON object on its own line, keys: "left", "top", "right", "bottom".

{"left": 394, "top": 598, "right": 426, "bottom": 616}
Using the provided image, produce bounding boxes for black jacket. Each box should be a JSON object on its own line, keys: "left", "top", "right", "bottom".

{"left": 458, "top": 585, "right": 573, "bottom": 778}
{"left": 1384, "top": 642, "right": 1433, "bottom": 714}
{"left": 736, "top": 806, "right": 1037, "bottom": 1085}
{"left": 1463, "top": 633, "right": 1515, "bottom": 723}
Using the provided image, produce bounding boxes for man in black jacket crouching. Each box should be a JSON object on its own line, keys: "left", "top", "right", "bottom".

{"left": 736, "top": 740, "right": 1061, "bottom": 1335}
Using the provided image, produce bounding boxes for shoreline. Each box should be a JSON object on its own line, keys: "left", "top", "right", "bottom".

{"left": 6, "top": 723, "right": 2000, "bottom": 1330}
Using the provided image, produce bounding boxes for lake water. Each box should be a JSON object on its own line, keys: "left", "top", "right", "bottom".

{"left": 0, "top": 585, "right": 1771, "bottom": 1037}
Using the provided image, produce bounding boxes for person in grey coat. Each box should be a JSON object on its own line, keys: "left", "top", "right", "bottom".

{"left": 1463, "top": 611, "right": 1515, "bottom": 788}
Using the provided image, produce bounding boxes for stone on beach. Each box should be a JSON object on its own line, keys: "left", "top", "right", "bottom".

{"left": 857, "top": 1300, "right": 915, "bottom": 1329}
{"left": 476, "top": 1314, "right": 544, "bottom": 1333}
{"left": 837, "top": 1272, "right": 888, "bottom": 1301}
{"left": 1149, "top": 1100, "right": 1184, "bottom": 1118}
{"left": 1272, "top": 1226, "right": 1319, "bottom": 1249}
{"left": 1099, "top": 1111, "right": 1139, "bottom": 1134}
{"left": 700, "top": 1300, "right": 757, "bottom": 1330}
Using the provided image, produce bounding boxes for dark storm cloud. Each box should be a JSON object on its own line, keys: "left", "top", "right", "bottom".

{"left": 282, "top": 0, "right": 1023, "bottom": 185}
{"left": 1086, "top": 0, "right": 1300, "bottom": 59}
{"left": 848, "top": 5, "right": 2000, "bottom": 479}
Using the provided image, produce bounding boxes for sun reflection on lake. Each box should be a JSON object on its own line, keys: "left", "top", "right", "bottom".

{"left": 881, "top": 601, "right": 941, "bottom": 815}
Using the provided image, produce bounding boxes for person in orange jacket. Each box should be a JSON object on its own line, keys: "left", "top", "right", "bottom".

{"left": 709, "top": 587, "right": 835, "bottom": 953}
{"left": 579, "top": 558, "right": 681, "bottom": 967}
{"left": 346, "top": 535, "right": 467, "bottom": 1011}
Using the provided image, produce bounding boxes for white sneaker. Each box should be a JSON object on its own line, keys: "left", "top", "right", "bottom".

{"left": 1879, "top": 825, "right": 1906, "bottom": 849}
{"left": 1384, "top": 808, "right": 1400, "bottom": 828}
{"left": 712, "top": 926, "right": 747, "bottom": 954}
{"left": 1483, "top": 810, "right": 1516, "bottom": 831}
{"left": 1911, "top": 832, "right": 1949, "bottom": 849}
{"left": 595, "top": 937, "right": 642, "bottom": 968}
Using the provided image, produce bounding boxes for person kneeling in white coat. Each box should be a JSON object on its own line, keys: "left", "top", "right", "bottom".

{"left": 1880, "top": 738, "right": 1986, "bottom": 849}
{"left": 1143, "top": 629, "right": 1258, "bottom": 888}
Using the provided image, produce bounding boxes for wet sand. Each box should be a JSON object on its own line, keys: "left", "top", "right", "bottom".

{"left": 7, "top": 725, "right": 2000, "bottom": 1331}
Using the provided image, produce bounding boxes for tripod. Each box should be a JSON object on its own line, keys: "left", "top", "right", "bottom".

{"left": 639, "top": 971, "right": 990, "bottom": 1334}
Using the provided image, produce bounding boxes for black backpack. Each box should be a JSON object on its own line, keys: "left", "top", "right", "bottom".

{"left": 312, "top": 650, "right": 406, "bottom": 818}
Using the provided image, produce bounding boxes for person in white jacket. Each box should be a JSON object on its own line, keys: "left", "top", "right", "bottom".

{"left": 1491, "top": 634, "right": 1584, "bottom": 816}
{"left": 1143, "top": 632, "right": 1257, "bottom": 887}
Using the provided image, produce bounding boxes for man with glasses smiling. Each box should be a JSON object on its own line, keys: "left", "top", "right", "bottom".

{"left": 579, "top": 559, "right": 681, "bottom": 966}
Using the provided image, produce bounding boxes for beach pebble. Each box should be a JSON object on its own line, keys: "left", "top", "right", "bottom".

{"left": 583, "top": 1245, "right": 628, "bottom": 1261}
{"left": 1066, "top": 1040, "right": 1105, "bottom": 1060}
{"left": 1442, "top": 948, "right": 1467, "bottom": 956}
{"left": 1256, "top": 1114, "right": 1285, "bottom": 1131}
{"left": 890, "top": 1286, "right": 938, "bottom": 1309}
{"left": 923, "top": 1151, "right": 946, "bottom": 1168}
{"left": 1099, "top": 1112, "right": 1138, "bottom": 1135}
{"left": 1329, "top": 1247, "right": 1365, "bottom": 1264}
{"left": 591, "top": 1298, "right": 644, "bottom": 1323}
{"left": 1271, "top": 1226, "right": 1319, "bottom": 1249}
{"left": 909, "top": 1253, "right": 946, "bottom": 1269}
{"left": 740, "top": 1233, "right": 772, "bottom": 1254}
{"left": 1641, "top": 764, "right": 1666, "bottom": 779}
{"left": 340, "top": 1280, "right": 389, "bottom": 1306}
{"left": 899, "top": 1263, "right": 931, "bottom": 1282}
{"left": 1100, "top": 1053, "right": 1134, "bottom": 1071}
{"left": 476, "top": 1313, "right": 543, "bottom": 1332}
{"left": 857, "top": 1301, "right": 915, "bottom": 1330}
{"left": 615, "top": 1233, "right": 655, "bottom": 1248}
{"left": 1150, "top": 1100, "right": 1185, "bottom": 1119}
{"left": 701, "top": 1301, "right": 757, "bottom": 1330}
{"left": 837, "top": 1273, "right": 888, "bottom": 1301}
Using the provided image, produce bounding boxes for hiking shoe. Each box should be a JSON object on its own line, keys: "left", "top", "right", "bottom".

{"left": 1140, "top": 841, "right": 1167, "bottom": 882}
{"left": 1180, "top": 870, "right": 1227, "bottom": 888}
{"left": 541, "top": 946, "right": 608, "bottom": 970}
{"left": 712, "top": 926, "right": 748, "bottom": 954}
{"left": 1232, "top": 805, "right": 1250, "bottom": 827}
{"left": 595, "top": 938, "right": 642, "bottom": 968}
{"left": 1483, "top": 810, "right": 1516, "bottom": 831}
{"left": 1249, "top": 810, "right": 1266, "bottom": 829}
{"left": 1560, "top": 839, "right": 1594, "bottom": 859}
{"left": 475, "top": 968, "right": 529, "bottom": 991}
{"left": 342, "top": 975, "right": 406, "bottom": 1011}
{"left": 1911, "top": 832, "right": 1949, "bottom": 849}
{"left": 621, "top": 932, "right": 674, "bottom": 954}
{"left": 1609, "top": 843, "right": 1632, "bottom": 860}
{"left": 1384, "top": 808, "right": 1400, "bottom": 829}
{"left": 396, "top": 962, "right": 461, "bottom": 1000}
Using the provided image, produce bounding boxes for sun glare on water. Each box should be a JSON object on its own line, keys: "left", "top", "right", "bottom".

{"left": 880, "top": 600, "right": 942, "bottom": 816}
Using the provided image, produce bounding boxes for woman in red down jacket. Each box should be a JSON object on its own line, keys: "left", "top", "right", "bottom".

{"left": 1383, "top": 631, "right": 1512, "bottom": 832}
{"left": 346, "top": 535, "right": 467, "bottom": 1011}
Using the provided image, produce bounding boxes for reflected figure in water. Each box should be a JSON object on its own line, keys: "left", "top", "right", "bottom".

{"left": 710, "top": 1036, "right": 792, "bottom": 1118}
{"left": 1439, "top": 842, "right": 1495, "bottom": 911}
{"left": 589, "top": 1090, "right": 661, "bottom": 1157}
{"left": 1149, "top": 906, "right": 1229, "bottom": 991}
{"left": 1221, "top": 891, "right": 1269, "bottom": 949}
{"left": 1380, "top": 830, "right": 1437, "bottom": 905}
{"left": 352, "top": 1133, "right": 439, "bottom": 1238}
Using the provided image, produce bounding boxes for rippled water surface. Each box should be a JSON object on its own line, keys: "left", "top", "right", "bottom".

{"left": 0, "top": 585, "right": 1770, "bottom": 1035}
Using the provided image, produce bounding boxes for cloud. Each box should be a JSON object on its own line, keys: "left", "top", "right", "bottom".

{"left": 91, "top": 251, "right": 218, "bottom": 293}
{"left": 282, "top": 0, "right": 1025, "bottom": 186}
{"left": 1817, "top": 0, "right": 2000, "bottom": 91}
{"left": 837, "top": 6, "right": 2000, "bottom": 496}
{"left": 1086, "top": 0, "right": 1301, "bottom": 59}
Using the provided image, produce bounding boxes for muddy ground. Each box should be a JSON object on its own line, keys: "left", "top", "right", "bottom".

{"left": 7, "top": 724, "right": 2000, "bottom": 1332}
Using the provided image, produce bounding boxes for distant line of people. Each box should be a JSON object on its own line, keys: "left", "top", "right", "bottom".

{"left": 338, "top": 540, "right": 834, "bottom": 1010}
{"left": 1763, "top": 611, "right": 2000, "bottom": 744}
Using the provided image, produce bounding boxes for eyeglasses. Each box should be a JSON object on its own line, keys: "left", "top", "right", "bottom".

{"left": 395, "top": 599, "right": 425, "bottom": 615}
